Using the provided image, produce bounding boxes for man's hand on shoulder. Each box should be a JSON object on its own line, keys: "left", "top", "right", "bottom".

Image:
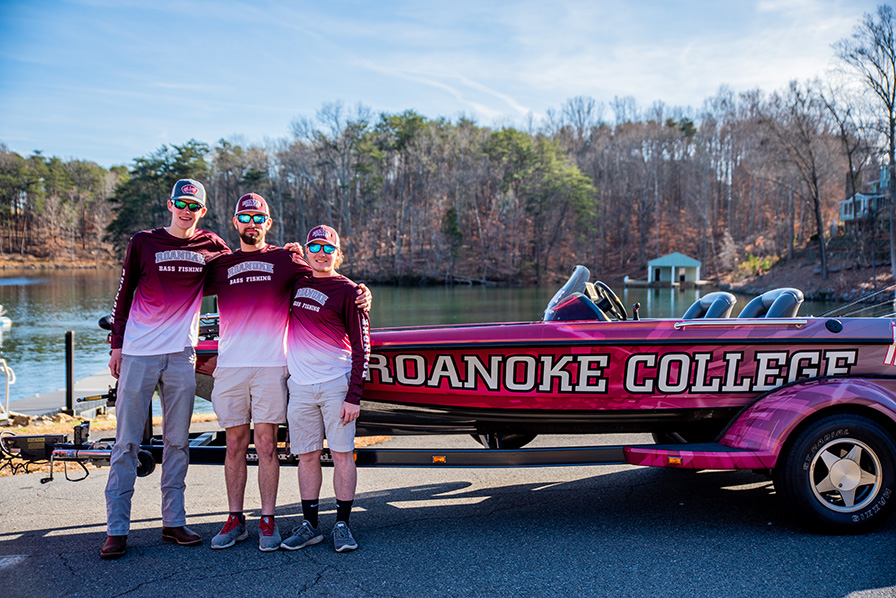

{"left": 355, "top": 283, "right": 372, "bottom": 312}
{"left": 284, "top": 242, "right": 302, "bottom": 254}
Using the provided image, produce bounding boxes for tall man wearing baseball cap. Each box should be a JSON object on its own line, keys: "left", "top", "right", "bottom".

{"left": 205, "top": 193, "right": 370, "bottom": 551}
{"left": 103, "top": 179, "right": 230, "bottom": 559}
{"left": 280, "top": 225, "right": 369, "bottom": 553}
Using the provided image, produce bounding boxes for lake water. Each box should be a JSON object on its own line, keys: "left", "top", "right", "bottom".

{"left": 0, "top": 269, "right": 838, "bottom": 412}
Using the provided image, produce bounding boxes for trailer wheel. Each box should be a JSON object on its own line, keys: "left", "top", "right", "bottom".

{"left": 773, "top": 413, "right": 896, "bottom": 533}
{"left": 471, "top": 433, "right": 537, "bottom": 449}
{"left": 136, "top": 449, "right": 156, "bottom": 478}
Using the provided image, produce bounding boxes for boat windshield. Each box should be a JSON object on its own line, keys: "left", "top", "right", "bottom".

{"left": 543, "top": 265, "right": 591, "bottom": 321}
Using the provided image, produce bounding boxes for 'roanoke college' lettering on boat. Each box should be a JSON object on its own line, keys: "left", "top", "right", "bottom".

{"left": 365, "top": 348, "right": 859, "bottom": 395}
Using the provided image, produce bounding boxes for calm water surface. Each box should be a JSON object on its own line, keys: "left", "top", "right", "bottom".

{"left": 0, "top": 270, "right": 836, "bottom": 409}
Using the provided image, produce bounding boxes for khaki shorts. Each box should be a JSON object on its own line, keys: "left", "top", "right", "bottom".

{"left": 211, "top": 366, "right": 288, "bottom": 429}
{"left": 287, "top": 375, "right": 355, "bottom": 454}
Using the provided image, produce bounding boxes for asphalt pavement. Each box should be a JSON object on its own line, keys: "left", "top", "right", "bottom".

{"left": 1, "top": 433, "right": 894, "bottom": 598}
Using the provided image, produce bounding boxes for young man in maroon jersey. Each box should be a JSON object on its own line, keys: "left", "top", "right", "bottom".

{"left": 103, "top": 179, "right": 230, "bottom": 559}
{"left": 206, "top": 195, "right": 370, "bottom": 552}
{"left": 280, "top": 225, "right": 370, "bottom": 553}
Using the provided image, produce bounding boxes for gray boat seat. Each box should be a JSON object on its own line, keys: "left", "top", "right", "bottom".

{"left": 681, "top": 292, "right": 737, "bottom": 319}
{"left": 737, "top": 288, "right": 804, "bottom": 318}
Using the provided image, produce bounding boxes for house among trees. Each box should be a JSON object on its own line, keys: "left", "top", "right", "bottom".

{"left": 641, "top": 252, "right": 701, "bottom": 287}
{"left": 839, "top": 165, "right": 891, "bottom": 229}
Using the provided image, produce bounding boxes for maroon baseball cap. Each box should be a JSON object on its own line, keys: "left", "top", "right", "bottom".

{"left": 171, "top": 179, "right": 206, "bottom": 206}
{"left": 234, "top": 193, "right": 270, "bottom": 216}
{"left": 306, "top": 225, "right": 340, "bottom": 248}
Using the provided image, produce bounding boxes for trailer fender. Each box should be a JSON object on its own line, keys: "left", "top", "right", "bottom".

{"left": 719, "top": 377, "right": 896, "bottom": 468}
{"left": 625, "top": 378, "right": 896, "bottom": 471}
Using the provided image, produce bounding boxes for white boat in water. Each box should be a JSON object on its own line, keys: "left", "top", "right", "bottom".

{"left": 0, "top": 304, "right": 11, "bottom": 332}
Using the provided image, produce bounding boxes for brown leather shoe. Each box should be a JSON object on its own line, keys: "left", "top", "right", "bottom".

{"left": 100, "top": 535, "right": 127, "bottom": 559}
{"left": 161, "top": 525, "right": 202, "bottom": 546}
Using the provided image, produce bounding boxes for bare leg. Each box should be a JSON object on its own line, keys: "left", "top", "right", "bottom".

{"left": 254, "top": 422, "right": 280, "bottom": 515}
{"left": 224, "top": 424, "right": 250, "bottom": 512}
{"left": 331, "top": 450, "right": 356, "bottom": 501}
{"left": 297, "top": 450, "right": 323, "bottom": 500}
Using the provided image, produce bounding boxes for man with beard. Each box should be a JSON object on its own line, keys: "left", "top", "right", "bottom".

{"left": 205, "top": 193, "right": 370, "bottom": 552}
{"left": 103, "top": 179, "right": 229, "bottom": 559}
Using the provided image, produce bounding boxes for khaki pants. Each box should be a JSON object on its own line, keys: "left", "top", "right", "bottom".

{"left": 105, "top": 347, "right": 196, "bottom": 535}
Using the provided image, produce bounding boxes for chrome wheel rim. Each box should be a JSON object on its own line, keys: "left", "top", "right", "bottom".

{"left": 809, "top": 438, "right": 882, "bottom": 513}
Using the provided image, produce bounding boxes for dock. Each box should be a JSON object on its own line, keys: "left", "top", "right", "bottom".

{"left": 5, "top": 369, "right": 116, "bottom": 418}
{"left": 445, "top": 274, "right": 496, "bottom": 286}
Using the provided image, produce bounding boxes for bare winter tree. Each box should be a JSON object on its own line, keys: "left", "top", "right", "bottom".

{"left": 820, "top": 83, "right": 876, "bottom": 270}
{"left": 835, "top": 4, "right": 896, "bottom": 281}
{"left": 757, "top": 81, "right": 838, "bottom": 279}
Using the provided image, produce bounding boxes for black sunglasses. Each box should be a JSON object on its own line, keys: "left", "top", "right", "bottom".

{"left": 173, "top": 199, "right": 202, "bottom": 212}
{"left": 307, "top": 243, "right": 337, "bottom": 254}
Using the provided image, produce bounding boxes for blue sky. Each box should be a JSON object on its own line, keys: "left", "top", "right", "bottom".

{"left": 0, "top": 0, "right": 884, "bottom": 168}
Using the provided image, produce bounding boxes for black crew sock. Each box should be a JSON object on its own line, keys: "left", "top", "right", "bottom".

{"left": 230, "top": 512, "right": 245, "bottom": 524}
{"left": 335, "top": 499, "right": 354, "bottom": 524}
{"left": 302, "top": 499, "right": 320, "bottom": 528}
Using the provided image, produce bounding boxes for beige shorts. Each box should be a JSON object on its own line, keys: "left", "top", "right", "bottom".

{"left": 211, "top": 366, "right": 288, "bottom": 429}
{"left": 287, "top": 374, "right": 355, "bottom": 454}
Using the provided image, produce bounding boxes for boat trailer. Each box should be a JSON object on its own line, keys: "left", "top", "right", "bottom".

{"left": 1, "top": 422, "right": 632, "bottom": 483}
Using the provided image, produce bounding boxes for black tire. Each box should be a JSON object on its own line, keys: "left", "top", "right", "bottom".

{"left": 136, "top": 449, "right": 156, "bottom": 478}
{"left": 773, "top": 413, "right": 896, "bottom": 534}
{"left": 471, "top": 433, "right": 537, "bottom": 449}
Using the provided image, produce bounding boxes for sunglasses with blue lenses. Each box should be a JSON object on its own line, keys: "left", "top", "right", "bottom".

{"left": 173, "top": 199, "right": 203, "bottom": 212}
{"left": 307, "top": 243, "right": 337, "bottom": 254}
{"left": 236, "top": 214, "right": 268, "bottom": 224}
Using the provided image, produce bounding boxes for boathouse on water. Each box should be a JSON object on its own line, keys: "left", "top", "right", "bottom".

{"left": 646, "top": 252, "right": 701, "bottom": 287}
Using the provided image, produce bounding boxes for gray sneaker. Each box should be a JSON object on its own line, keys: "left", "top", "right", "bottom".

{"left": 211, "top": 514, "right": 248, "bottom": 549}
{"left": 258, "top": 516, "right": 281, "bottom": 552}
{"left": 280, "top": 520, "right": 324, "bottom": 550}
{"left": 332, "top": 521, "right": 358, "bottom": 553}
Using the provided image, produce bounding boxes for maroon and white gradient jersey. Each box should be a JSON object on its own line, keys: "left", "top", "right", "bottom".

{"left": 207, "top": 245, "right": 312, "bottom": 368}
{"left": 112, "top": 228, "right": 229, "bottom": 356}
{"left": 287, "top": 275, "right": 371, "bottom": 405}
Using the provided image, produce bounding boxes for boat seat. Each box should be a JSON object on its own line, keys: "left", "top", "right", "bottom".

{"left": 545, "top": 292, "right": 611, "bottom": 322}
{"left": 681, "top": 292, "right": 737, "bottom": 319}
{"left": 737, "top": 288, "right": 804, "bottom": 318}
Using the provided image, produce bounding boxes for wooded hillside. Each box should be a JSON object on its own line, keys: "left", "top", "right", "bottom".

{"left": 3, "top": 7, "right": 895, "bottom": 286}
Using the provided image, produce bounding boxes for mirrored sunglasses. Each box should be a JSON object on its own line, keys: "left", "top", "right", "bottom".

{"left": 307, "top": 243, "right": 337, "bottom": 254}
{"left": 236, "top": 214, "right": 268, "bottom": 224}
{"left": 173, "top": 199, "right": 202, "bottom": 212}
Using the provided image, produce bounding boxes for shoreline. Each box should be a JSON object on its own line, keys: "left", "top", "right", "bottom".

{"left": 0, "top": 254, "right": 893, "bottom": 303}
{"left": 722, "top": 260, "right": 894, "bottom": 303}
{"left": 0, "top": 260, "right": 118, "bottom": 271}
